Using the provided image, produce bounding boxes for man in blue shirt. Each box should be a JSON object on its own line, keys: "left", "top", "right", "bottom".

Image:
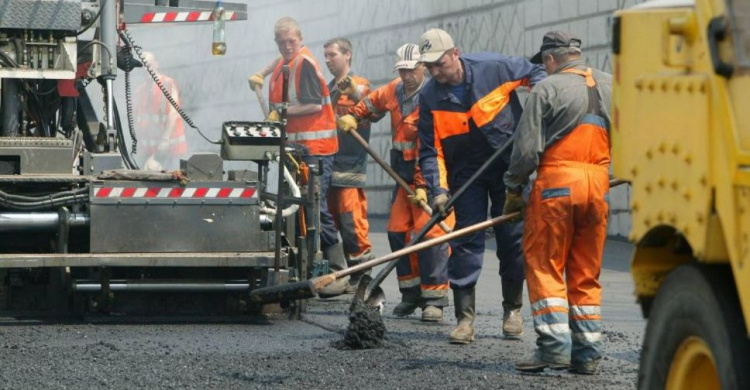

{"left": 417, "top": 28, "right": 546, "bottom": 344}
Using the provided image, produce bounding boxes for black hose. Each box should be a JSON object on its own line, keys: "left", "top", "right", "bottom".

{"left": 119, "top": 29, "right": 221, "bottom": 145}
{"left": 0, "top": 188, "right": 89, "bottom": 210}
{"left": 113, "top": 100, "right": 140, "bottom": 170}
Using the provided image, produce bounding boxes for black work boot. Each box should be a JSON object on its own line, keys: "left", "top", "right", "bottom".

{"left": 393, "top": 287, "right": 421, "bottom": 317}
{"left": 317, "top": 242, "right": 350, "bottom": 299}
{"left": 449, "top": 288, "right": 475, "bottom": 344}
{"left": 502, "top": 279, "right": 524, "bottom": 338}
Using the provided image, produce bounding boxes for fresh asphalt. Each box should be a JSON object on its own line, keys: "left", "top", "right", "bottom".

{"left": 0, "top": 218, "right": 643, "bottom": 389}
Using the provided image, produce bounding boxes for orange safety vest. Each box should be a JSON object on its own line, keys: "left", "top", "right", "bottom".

{"left": 135, "top": 74, "right": 187, "bottom": 157}
{"left": 269, "top": 46, "right": 338, "bottom": 156}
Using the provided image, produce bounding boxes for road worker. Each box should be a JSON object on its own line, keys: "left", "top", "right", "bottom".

{"left": 248, "top": 17, "right": 347, "bottom": 298}
{"left": 416, "top": 28, "right": 546, "bottom": 343}
{"left": 323, "top": 37, "right": 374, "bottom": 292}
{"left": 338, "top": 43, "right": 455, "bottom": 322}
{"left": 135, "top": 51, "right": 187, "bottom": 171}
{"left": 504, "top": 31, "right": 612, "bottom": 375}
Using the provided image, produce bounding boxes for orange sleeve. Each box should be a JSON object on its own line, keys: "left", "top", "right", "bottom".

{"left": 413, "top": 138, "right": 427, "bottom": 187}
{"left": 349, "top": 78, "right": 398, "bottom": 120}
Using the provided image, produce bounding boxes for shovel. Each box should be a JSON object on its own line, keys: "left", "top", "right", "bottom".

{"left": 347, "top": 129, "right": 451, "bottom": 233}
{"left": 363, "top": 176, "right": 628, "bottom": 303}
{"left": 248, "top": 212, "right": 519, "bottom": 305}
{"left": 362, "top": 133, "right": 518, "bottom": 302}
{"left": 251, "top": 84, "right": 270, "bottom": 119}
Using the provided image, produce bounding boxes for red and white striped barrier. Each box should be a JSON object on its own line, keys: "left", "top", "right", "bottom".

{"left": 93, "top": 187, "right": 256, "bottom": 199}
{"left": 139, "top": 10, "right": 237, "bottom": 23}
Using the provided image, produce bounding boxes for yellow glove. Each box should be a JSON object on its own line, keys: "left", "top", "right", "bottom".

{"left": 408, "top": 187, "right": 428, "bottom": 205}
{"left": 337, "top": 76, "right": 357, "bottom": 96}
{"left": 337, "top": 114, "right": 358, "bottom": 133}
{"left": 248, "top": 73, "right": 265, "bottom": 90}
{"left": 267, "top": 110, "right": 280, "bottom": 122}
{"left": 503, "top": 190, "right": 525, "bottom": 221}
{"left": 432, "top": 193, "right": 451, "bottom": 217}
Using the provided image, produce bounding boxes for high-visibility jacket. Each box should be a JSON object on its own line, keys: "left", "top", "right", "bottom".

{"left": 350, "top": 77, "right": 426, "bottom": 186}
{"left": 269, "top": 46, "right": 338, "bottom": 156}
{"left": 417, "top": 53, "right": 546, "bottom": 195}
{"left": 329, "top": 72, "right": 371, "bottom": 187}
{"left": 135, "top": 74, "right": 187, "bottom": 157}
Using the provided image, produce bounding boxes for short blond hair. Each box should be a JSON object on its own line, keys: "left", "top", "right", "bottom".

{"left": 274, "top": 17, "right": 302, "bottom": 39}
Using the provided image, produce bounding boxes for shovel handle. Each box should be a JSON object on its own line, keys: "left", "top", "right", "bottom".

{"left": 253, "top": 85, "right": 270, "bottom": 118}
{"left": 347, "top": 129, "right": 452, "bottom": 233}
{"left": 334, "top": 212, "right": 520, "bottom": 280}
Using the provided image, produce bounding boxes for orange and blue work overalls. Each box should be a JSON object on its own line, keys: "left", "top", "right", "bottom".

{"left": 351, "top": 77, "right": 455, "bottom": 305}
{"left": 327, "top": 73, "right": 373, "bottom": 261}
{"left": 524, "top": 67, "right": 609, "bottom": 365}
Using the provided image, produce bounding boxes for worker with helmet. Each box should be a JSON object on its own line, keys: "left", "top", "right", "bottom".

{"left": 338, "top": 43, "right": 455, "bottom": 322}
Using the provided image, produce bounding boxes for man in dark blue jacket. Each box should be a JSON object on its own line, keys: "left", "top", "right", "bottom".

{"left": 417, "top": 28, "right": 546, "bottom": 344}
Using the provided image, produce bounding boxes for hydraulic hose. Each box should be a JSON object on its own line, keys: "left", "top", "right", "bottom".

{"left": 259, "top": 157, "right": 300, "bottom": 218}
{"left": 113, "top": 100, "right": 140, "bottom": 170}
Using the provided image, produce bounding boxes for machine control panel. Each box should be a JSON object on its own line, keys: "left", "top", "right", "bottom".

{"left": 220, "top": 121, "right": 283, "bottom": 161}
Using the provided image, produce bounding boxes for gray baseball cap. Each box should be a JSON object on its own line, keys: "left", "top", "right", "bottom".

{"left": 530, "top": 31, "right": 582, "bottom": 64}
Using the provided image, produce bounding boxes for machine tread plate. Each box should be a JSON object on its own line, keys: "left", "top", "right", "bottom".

{"left": 0, "top": 252, "right": 287, "bottom": 268}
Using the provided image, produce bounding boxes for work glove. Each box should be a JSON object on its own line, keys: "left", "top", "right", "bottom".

{"left": 267, "top": 110, "right": 280, "bottom": 122}
{"left": 248, "top": 73, "right": 265, "bottom": 90}
{"left": 337, "top": 76, "right": 357, "bottom": 96}
{"left": 408, "top": 187, "right": 428, "bottom": 206}
{"left": 432, "top": 193, "right": 451, "bottom": 217}
{"left": 503, "top": 189, "right": 525, "bottom": 221}
{"left": 144, "top": 155, "right": 163, "bottom": 171}
{"left": 337, "top": 114, "right": 358, "bottom": 133}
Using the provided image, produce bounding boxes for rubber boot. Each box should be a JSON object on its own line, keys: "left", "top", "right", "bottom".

{"left": 317, "top": 242, "right": 350, "bottom": 299}
{"left": 421, "top": 294, "right": 448, "bottom": 322}
{"left": 393, "top": 287, "right": 421, "bottom": 317}
{"left": 345, "top": 249, "right": 373, "bottom": 294}
{"left": 515, "top": 351, "right": 570, "bottom": 373}
{"left": 421, "top": 306, "right": 443, "bottom": 322}
{"left": 449, "top": 288, "right": 475, "bottom": 344}
{"left": 502, "top": 279, "right": 524, "bottom": 338}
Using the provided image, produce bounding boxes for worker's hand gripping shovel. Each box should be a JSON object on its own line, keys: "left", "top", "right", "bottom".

{"left": 360, "top": 133, "right": 519, "bottom": 303}
{"left": 346, "top": 129, "right": 452, "bottom": 234}
{"left": 251, "top": 133, "right": 516, "bottom": 306}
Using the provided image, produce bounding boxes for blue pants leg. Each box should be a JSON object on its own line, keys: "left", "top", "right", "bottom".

{"left": 447, "top": 180, "right": 488, "bottom": 289}
{"left": 303, "top": 155, "right": 339, "bottom": 250}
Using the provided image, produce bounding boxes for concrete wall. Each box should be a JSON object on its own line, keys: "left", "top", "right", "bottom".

{"left": 119, "top": 0, "right": 646, "bottom": 236}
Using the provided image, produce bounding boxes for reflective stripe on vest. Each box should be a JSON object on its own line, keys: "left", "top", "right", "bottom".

{"left": 287, "top": 129, "right": 337, "bottom": 141}
{"left": 392, "top": 140, "right": 416, "bottom": 151}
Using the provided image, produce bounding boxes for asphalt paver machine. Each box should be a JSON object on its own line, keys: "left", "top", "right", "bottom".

{"left": 0, "top": 0, "right": 316, "bottom": 317}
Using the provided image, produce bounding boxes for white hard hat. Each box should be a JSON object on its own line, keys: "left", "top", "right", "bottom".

{"left": 394, "top": 43, "right": 420, "bottom": 70}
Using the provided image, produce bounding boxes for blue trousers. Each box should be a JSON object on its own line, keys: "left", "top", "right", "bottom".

{"left": 448, "top": 159, "right": 525, "bottom": 289}
{"left": 303, "top": 155, "right": 339, "bottom": 250}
